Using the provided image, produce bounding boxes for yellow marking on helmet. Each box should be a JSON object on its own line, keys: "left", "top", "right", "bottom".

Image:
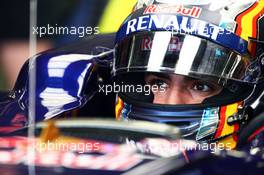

{"left": 99, "top": 0, "right": 137, "bottom": 33}
{"left": 221, "top": 103, "right": 238, "bottom": 136}
{"left": 218, "top": 135, "right": 237, "bottom": 149}
{"left": 237, "top": 0, "right": 264, "bottom": 40}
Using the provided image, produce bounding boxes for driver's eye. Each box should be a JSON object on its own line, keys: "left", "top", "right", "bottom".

{"left": 146, "top": 78, "right": 169, "bottom": 90}
{"left": 192, "top": 82, "right": 212, "bottom": 92}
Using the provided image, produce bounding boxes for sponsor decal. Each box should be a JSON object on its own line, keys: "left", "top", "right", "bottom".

{"left": 141, "top": 36, "right": 182, "bottom": 52}
{"left": 141, "top": 36, "right": 153, "bottom": 50}
{"left": 126, "top": 14, "right": 223, "bottom": 41}
{"left": 156, "top": 0, "right": 212, "bottom": 6}
{"left": 117, "top": 14, "right": 248, "bottom": 54}
{"left": 196, "top": 108, "right": 219, "bottom": 141}
{"left": 144, "top": 4, "right": 202, "bottom": 18}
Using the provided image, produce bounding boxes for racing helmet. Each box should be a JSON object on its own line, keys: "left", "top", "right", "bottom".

{"left": 112, "top": 0, "right": 264, "bottom": 147}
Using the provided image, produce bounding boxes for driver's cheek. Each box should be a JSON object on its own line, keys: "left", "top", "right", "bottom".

{"left": 152, "top": 88, "right": 202, "bottom": 104}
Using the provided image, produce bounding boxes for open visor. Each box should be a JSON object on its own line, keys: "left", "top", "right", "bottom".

{"left": 114, "top": 31, "right": 256, "bottom": 84}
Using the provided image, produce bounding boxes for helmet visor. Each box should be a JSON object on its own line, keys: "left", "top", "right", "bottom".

{"left": 114, "top": 31, "right": 255, "bottom": 84}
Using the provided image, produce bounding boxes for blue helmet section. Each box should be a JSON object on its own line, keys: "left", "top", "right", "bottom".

{"left": 116, "top": 13, "right": 248, "bottom": 54}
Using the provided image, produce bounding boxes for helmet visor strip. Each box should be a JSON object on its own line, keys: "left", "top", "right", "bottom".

{"left": 114, "top": 31, "right": 255, "bottom": 85}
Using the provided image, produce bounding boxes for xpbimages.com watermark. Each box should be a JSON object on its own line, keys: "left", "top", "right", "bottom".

{"left": 33, "top": 24, "right": 100, "bottom": 38}
{"left": 36, "top": 140, "right": 101, "bottom": 153}
{"left": 98, "top": 82, "right": 166, "bottom": 95}
{"left": 126, "top": 138, "right": 232, "bottom": 156}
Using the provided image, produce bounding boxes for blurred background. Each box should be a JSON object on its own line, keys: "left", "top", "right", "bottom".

{"left": 0, "top": 0, "right": 136, "bottom": 90}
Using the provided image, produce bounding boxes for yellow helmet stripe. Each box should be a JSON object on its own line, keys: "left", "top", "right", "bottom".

{"left": 235, "top": 0, "right": 264, "bottom": 40}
